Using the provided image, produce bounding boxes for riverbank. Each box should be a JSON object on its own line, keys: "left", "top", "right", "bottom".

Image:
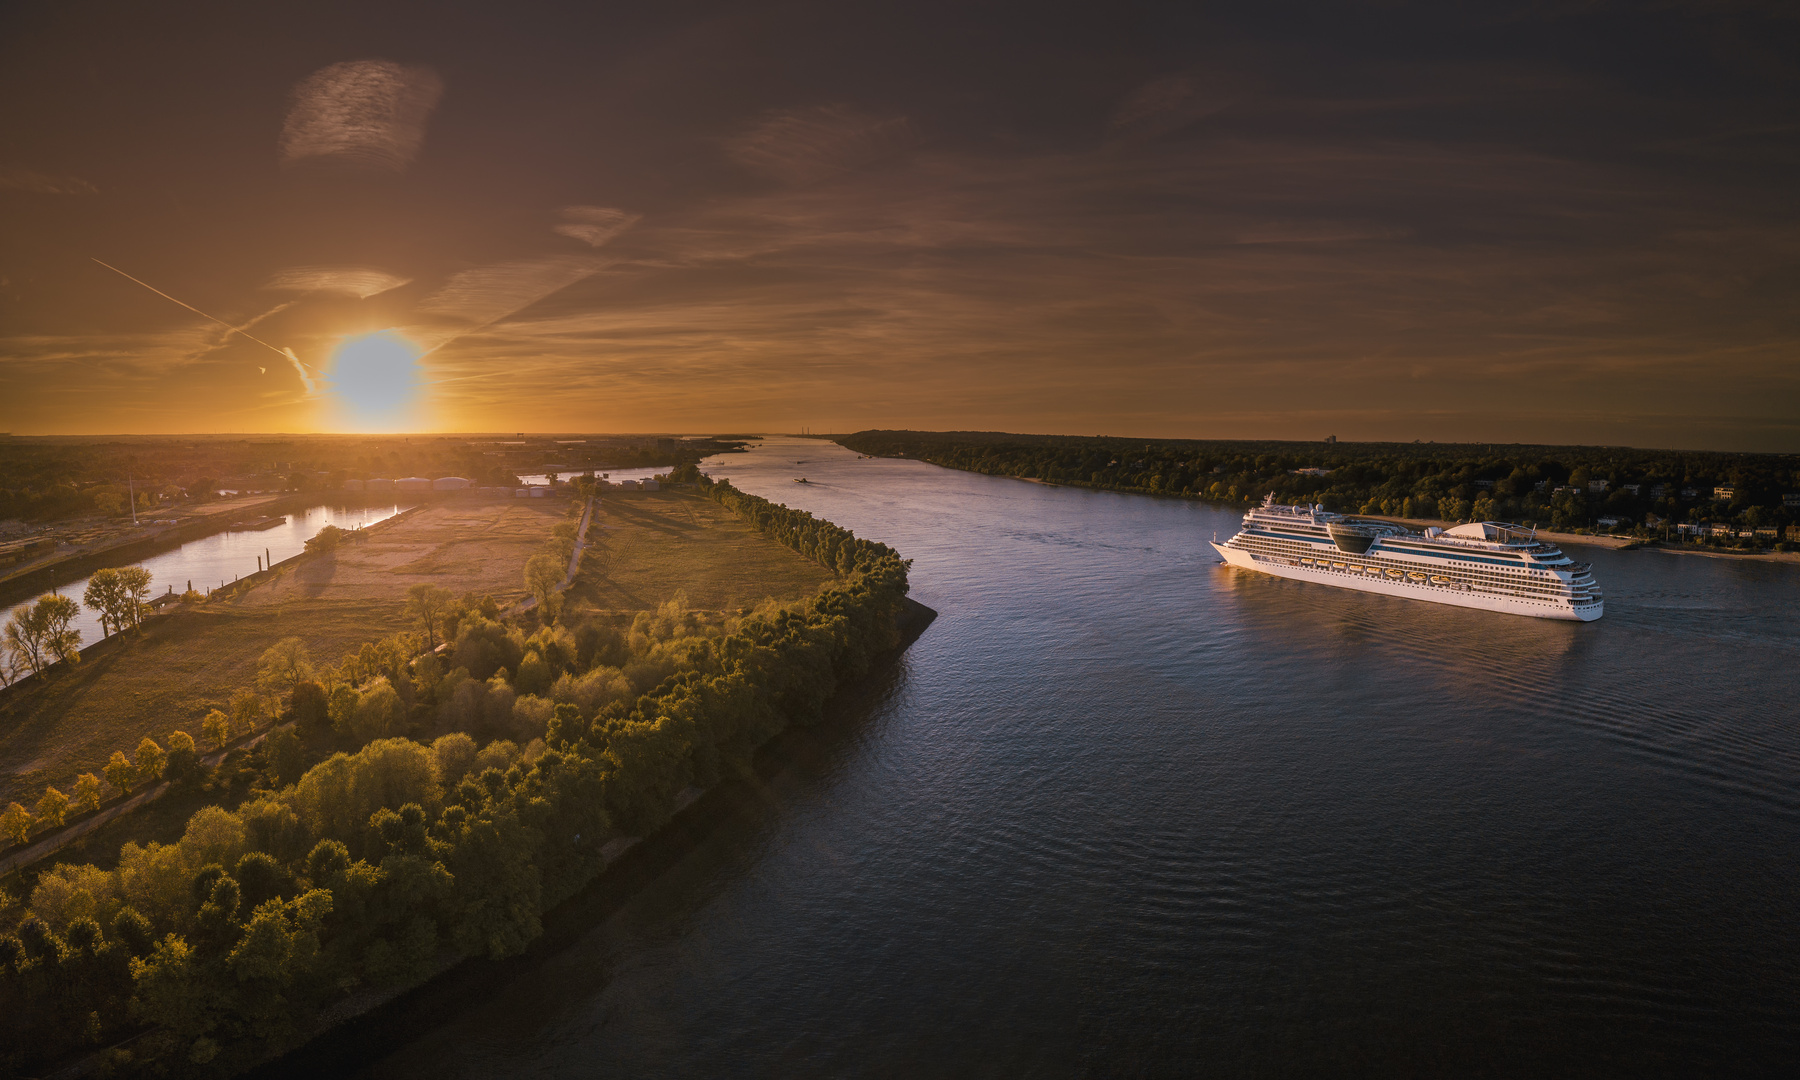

{"left": 242, "top": 595, "right": 935, "bottom": 1080}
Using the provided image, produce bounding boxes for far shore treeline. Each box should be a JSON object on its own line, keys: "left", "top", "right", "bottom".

{"left": 837, "top": 431, "right": 1800, "bottom": 544}
{"left": 0, "top": 475, "right": 910, "bottom": 1076}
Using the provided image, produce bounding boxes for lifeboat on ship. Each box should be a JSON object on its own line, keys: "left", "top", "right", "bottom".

{"left": 1429, "top": 575, "right": 1451, "bottom": 584}
{"left": 1407, "top": 571, "right": 1428, "bottom": 581}
{"left": 1385, "top": 568, "right": 1405, "bottom": 578}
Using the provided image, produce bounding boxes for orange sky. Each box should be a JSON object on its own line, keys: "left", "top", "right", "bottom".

{"left": 2, "top": 1, "right": 1797, "bottom": 449}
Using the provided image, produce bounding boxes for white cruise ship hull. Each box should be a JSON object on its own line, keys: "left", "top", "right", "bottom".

{"left": 1212, "top": 541, "right": 1604, "bottom": 622}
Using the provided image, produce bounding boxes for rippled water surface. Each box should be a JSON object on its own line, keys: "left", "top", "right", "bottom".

{"left": 350, "top": 438, "right": 1800, "bottom": 1077}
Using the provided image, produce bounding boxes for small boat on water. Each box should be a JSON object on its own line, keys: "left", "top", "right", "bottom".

{"left": 793, "top": 477, "right": 810, "bottom": 484}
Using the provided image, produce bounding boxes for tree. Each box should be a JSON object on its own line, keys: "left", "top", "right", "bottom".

{"left": 37, "top": 595, "right": 82, "bottom": 665}
{"left": 525, "top": 553, "right": 564, "bottom": 622}
{"left": 5, "top": 595, "right": 81, "bottom": 675}
{"left": 4, "top": 604, "right": 48, "bottom": 676}
{"left": 94, "top": 490, "right": 126, "bottom": 516}
{"left": 83, "top": 569, "right": 131, "bottom": 638}
{"left": 104, "top": 751, "right": 138, "bottom": 797}
{"left": 406, "top": 584, "right": 455, "bottom": 649}
{"left": 72, "top": 772, "right": 103, "bottom": 812}
{"left": 134, "top": 737, "right": 167, "bottom": 784}
{"left": 256, "top": 638, "right": 315, "bottom": 701}
{"left": 0, "top": 802, "right": 32, "bottom": 845}
{"left": 291, "top": 680, "right": 330, "bottom": 732}
{"left": 35, "top": 786, "right": 70, "bottom": 829}
{"left": 304, "top": 524, "right": 344, "bottom": 554}
{"left": 201, "top": 709, "right": 232, "bottom": 750}
{"left": 118, "top": 566, "right": 153, "bottom": 629}
{"left": 164, "top": 730, "right": 201, "bottom": 787}
{"left": 263, "top": 726, "right": 306, "bottom": 787}
{"left": 230, "top": 690, "right": 267, "bottom": 737}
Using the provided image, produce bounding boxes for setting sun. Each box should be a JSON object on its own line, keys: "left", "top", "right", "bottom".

{"left": 327, "top": 330, "right": 423, "bottom": 430}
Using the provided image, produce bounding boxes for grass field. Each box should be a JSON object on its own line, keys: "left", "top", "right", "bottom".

{"left": 0, "top": 499, "right": 570, "bottom": 809}
{"left": 566, "top": 490, "right": 835, "bottom": 616}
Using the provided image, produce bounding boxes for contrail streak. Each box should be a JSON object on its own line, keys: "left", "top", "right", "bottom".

{"left": 92, "top": 257, "right": 317, "bottom": 392}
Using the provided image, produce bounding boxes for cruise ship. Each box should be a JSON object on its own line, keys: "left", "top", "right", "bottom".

{"left": 1212, "top": 495, "right": 1603, "bottom": 621}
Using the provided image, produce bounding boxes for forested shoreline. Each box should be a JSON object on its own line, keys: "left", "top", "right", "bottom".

{"left": 0, "top": 480, "right": 911, "bottom": 1076}
{"left": 838, "top": 431, "right": 1800, "bottom": 546}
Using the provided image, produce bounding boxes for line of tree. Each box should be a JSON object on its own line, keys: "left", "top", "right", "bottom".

{"left": 838, "top": 430, "right": 1800, "bottom": 545}
{"left": 0, "top": 486, "right": 909, "bottom": 1075}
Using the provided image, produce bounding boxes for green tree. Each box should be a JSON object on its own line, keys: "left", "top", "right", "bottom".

{"left": 406, "top": 584, "right": 455, "bottom": 649}
{"left": 37, "top": 595, "right": 82, "bottom": 665}
{"left": 83, "top": 569, "right": 132, "bottom": 638}
{"left": 201, "top": 709, "right": 232, "bottom": 750}
{"left": 117, "top": 566, "right": 152, "bottom": 629}
{"left": 1, "top": 802, "right": 32, "bottom": 846}
{"left": 263, "top": 726, "right": 306, "bottom": 788}
{"left": 256, "top": 637, "right": 315, "bottom": 701}
{"left": 525, "top": 554, "right": 564, "bottom": 622}
{"left": 304, "top": 524, "right": 344, "bottom": 554}
{"left": 71, "top": 772, "right": 102, "bottom": 813}
{"left": 291, "top": 680, "right": 330, "bottom": 732}
{"left": 134, "top": 737, "right": 167, "bottom": 784}
{"left": 164, "top": 730, "right": 201, "bottom": 787}
{"left": 103, "top": 751, "right": 138, "bottom": 797}
{"left": 35, "top": 786, "right": 70, "bottom": 829}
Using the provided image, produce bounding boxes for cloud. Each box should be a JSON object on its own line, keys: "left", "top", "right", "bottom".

{"left": 725, "top": 105, "right": 918, "bottom": 185}
{"left": 280, "top": 60, "right": 445, "bottom": 171}
{"left": 416, "top": 255, "right": 607, "bottom": 341}
{"left": 0, "top": 167, "right": 98, "bottom": 194}
{"left": 553, "top": 206, "right": 642, "bottom": 247}
{"left": 264, "top": 266, "right": 412, "bottom": 298}
{"left": 1108, "top": 74, "right": 1230, "bottom": 145}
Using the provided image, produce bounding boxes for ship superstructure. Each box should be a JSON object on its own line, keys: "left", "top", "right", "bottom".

{"left": 1212, "top": 495, "right": 1603, "bottom": 621}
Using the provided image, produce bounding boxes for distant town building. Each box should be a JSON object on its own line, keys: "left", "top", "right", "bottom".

{"left": 365, "top": 478, "right": 396, "bottom": 493}
{"left": 431, "top": 477, "right": 472, "bottom": 491}
{"left": 1290, "top": 467, "right": 1332, "bottom": 477}
{"left": 1534, "top": 480, "right": 1550, "bottom": 493}
{"left": 642, "top": 478, "right": 660, "bottom": 491}
{"left": 1622, "top": 483, "right": 1640, "bottom": 495}
{"left": 1324, "top": 435, "right": 1337, "bottom": 444}
{"left": 516, "top": 488, "right": 531, "bottom": 498}
{"left": 1784, "top": 493, "right": 1800, "bottom": 508}
{"left": 1714, "top": 485, "right": 1735, "bottom": 500}
{"left": 395, "top": 477, "right": 433, "bottom": 493}
{"left": 1589, "top": 479, "right": 1610, "bottom": 493}
{"left": 1596, "top": 516, "right": 1625, "bottom": 528}
{"left": 1475, "top": 479, "right": 1495, "bottom": 489}
{"left": 1650, "top": 484, "right": 1669, "bottom": 499}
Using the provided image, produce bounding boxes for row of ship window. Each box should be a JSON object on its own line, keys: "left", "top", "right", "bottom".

{"left": 1231, "top": 538, "right": 1576, "bottom": 598}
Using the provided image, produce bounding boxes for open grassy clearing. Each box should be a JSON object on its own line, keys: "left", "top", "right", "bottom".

{"left": 0, "top": 499, "right": 569, "bottom": 808}
{"left": 566, "top": 490, "right": 836, "bottom": 615}
{"left": 239, "top": 498, "right": 569, "bottom": 606}
{"left": 0, "top": 602, "right": 411, "bottom": 807}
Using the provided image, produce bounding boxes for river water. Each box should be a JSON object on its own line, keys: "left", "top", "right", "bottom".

{"left": 40, "top": 504, "right": 409, "bottom": 650}
{"left": 344, "top": 437, "right": 1799, "bottom": 1077}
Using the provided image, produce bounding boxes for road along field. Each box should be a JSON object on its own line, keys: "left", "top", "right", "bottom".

{"left": 0, "top": 498, "right": 568, "bottom": 808}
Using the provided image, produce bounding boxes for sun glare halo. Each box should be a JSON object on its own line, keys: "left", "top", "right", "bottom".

{"left": 328, "top": 330, "right": 424, "bottom": 430}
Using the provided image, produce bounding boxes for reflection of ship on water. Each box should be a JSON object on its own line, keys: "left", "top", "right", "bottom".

{"left": 1214, "top": 495, "right": 1603, "bottom": 621}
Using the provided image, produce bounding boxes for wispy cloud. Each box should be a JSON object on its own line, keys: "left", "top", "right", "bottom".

{"left": 1108, "top": 74, "right": 1231, "bottom": 146}
{"left": 414, "top": 256, "right": 607, "bottom": 356}
{"left": 280, "top": 60, "right": 445, "bottom": 171}
{"left": 0, "top": 167, "right": 98, "bottom": 194}
{"left": 725, "top": 105, "right": 918, "bottom": 185}
{"left": 553, "top": 206, "right": 642, "bottom": 247}
{"left": 264, "top": 266, "right": 412, "bottom": 298}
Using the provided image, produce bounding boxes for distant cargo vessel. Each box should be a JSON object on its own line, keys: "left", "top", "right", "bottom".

{"left": 1213, "top": 496, "right": 1603, "bottom": 621}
